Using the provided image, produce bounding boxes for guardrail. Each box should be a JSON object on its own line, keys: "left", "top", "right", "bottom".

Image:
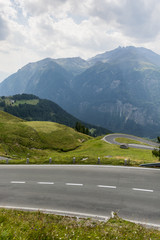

{"left": 140, "top": 163, "right": 160, "bottom": 167}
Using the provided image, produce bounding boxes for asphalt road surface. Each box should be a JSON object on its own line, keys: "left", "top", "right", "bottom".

{"left": 103, "top": 133, "right": 159, "bottom": 150}
{"left": 0, "top": 165, "right": 160, "bottom": 226}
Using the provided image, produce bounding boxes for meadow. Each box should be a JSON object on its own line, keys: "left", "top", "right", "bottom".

{"left": 0, "top": 110, "right": 158, "bottom": 166}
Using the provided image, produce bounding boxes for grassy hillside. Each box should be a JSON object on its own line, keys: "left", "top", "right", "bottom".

{"left": 25, "top": 121, "right": 90, "bottom": 151}
{"left": 53, "top": 136, "right": 156, "bottom": 166}
{"left": 0, "top": 110, "right": 23, "bottom": 122}
{"left": 0, "top": 110, "right": 158, "bottom": 165}
{"left": 0, "top": 94, "right": 110, "bottom": 137}
{"left": 0, "top": 111, "right": 91, "bottom": 160}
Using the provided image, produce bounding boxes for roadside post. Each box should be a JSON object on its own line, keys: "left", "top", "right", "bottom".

{"left": 73, "top": 157, "right": 76, "bottom": 164}
{"left": 6, "top": 159, "right": 8, "bottom": 164}
{"left": 26, "top": 158, "right": 29, "bottom": 164}
{"left": 98, "top": 157, "right": 100, "bottom": 164}
{"left": 124, "top": 159, "right": 130, "bottom": 166}
{"left": 49, "top": 157, "right": 52, "bottom": 164}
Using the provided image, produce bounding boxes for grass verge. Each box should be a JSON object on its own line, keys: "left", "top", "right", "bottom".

{"left": 0, "top": 209, "right": 159, "bottom": 239}
{"left": 0, "top": 137, "right": 158, "bottom": 166}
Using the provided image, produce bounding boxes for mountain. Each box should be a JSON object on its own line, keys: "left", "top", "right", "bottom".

{"left": 88, "top": 46, "right": 160, "bottom": 66}
{"left": 0, "top": 93, "right": 110, "bottom": 136}
{"left": 54, "top": 57, "right": 91, "bottom": 76}
{"left": 1, "top": 46, "right": 160, "bottom": 137}
{"left": 72, "top": 47, "right": 160, "bottom": 137}
{"left": 0, "top": 58, "right": 77, "bottom": 111}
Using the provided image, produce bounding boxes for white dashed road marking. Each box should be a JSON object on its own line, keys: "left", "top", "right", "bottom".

{"left": 37, "top": 182, "right": 54, "bottom": 185}
{"left": 10, "top": 181, "right": 155, "bottom": 194}
{"left": 11, "top": 181, "right": 26, "bottom": 184}
{"left": 97, "top": 185, "right": 117, "bottom": 189}
{"left": 132, "top": 188, "right": 153, "bottom": 193}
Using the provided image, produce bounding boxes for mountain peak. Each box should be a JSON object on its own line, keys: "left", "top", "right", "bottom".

{"left": 88, "top": 46, "right": 160, "bottom": 66}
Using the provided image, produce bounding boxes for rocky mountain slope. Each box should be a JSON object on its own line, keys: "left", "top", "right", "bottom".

{"left": 1, "top": 46, "right": 160, "bottom": 137}
{"left": 72, "top": 47, "right": 160, "bottom": 137}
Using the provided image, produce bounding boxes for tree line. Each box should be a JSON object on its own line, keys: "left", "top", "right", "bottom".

{"left": 74, "top": 122, "right": 89, "bottom": 135}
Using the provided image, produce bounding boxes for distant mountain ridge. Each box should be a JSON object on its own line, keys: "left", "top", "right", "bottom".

{"left": 88, "top": 46, "right": 160, "bottom": 66}
{"left": 1, "top": 46, "right": 160, "bottom": 137}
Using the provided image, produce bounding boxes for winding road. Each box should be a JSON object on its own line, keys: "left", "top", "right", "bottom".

{"left": 0, "top": 165, "right": 160, "bottom": 227}
{"left": 103, "top": 133, "right": 159, "bottom": 150}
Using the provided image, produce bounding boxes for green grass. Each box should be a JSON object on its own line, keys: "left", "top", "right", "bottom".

{"left": 0, "top": 111, "right": 91, "bottom": 160}
{"left": 54, "top": 137, "right": 156, "bottom": 166}
{"left": 0, "top": 111, "right": 23, "bottom": 122}
{"left": 1, "top": 97, "right": 39, "bottom": 107}
{"left": 24, "top": 121, "right": 91, "bottom": 152}
{"left": 0, "top": 110, "right": 158, "bottom": 166}
{"left": 2, "top": 136, "right": 156, "bottom": 166}
{"left": 12, "top": 99, "right": 39, "bottom": 106}
{"left": 0, "top": 209, "right": 159, "bottom": 239}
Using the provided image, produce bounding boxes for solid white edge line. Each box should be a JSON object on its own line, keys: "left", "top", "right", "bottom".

{"left": 98, "top": 185, "right": 116, "bottom": 189}
{"left": 132, "top": 188, "right": 153, "bottom": 192}
{"left": 102, "top": 136, "right": 112, "bottom": 144}
{"left": 0, "top": 205, "right": 108, "bottom": 220}
{"left": 11, "top": 181, "right": 26, "bottom": 184}
{"left": 66, "top": 183, "right": 83, "bottom": 186}
{"left": 37, "top": 182, "right": 54, "bottom": 185}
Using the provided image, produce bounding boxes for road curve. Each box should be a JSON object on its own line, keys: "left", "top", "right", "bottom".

{"left": 103, "top": 133, "right": 159, "bottom": 150}
{"left": 0, "top": 165, "right": 160, "bottom": 226}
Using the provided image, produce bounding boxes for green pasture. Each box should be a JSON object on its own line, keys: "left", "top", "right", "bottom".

{"left": 0, "top": 110, "right": 158, "bottom": 166}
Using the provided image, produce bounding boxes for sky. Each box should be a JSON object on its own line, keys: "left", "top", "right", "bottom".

{"left": 0, "top": 0, "right": 160, "bottom": 81}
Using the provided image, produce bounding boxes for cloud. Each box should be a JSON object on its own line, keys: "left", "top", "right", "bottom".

{"left": 15, "top": 0, "right": 69, "bottom": 18}
{"left": 90, "top": 0, "right": 160, "bottom": 42}
{"left": 15, "top": 0, "right": 160, "bottom": 42}
{"left": 0, "top": 16, "right": 9, "bottom": 40}
{"left": 1, "top": 0, "right": 160, "bottom": 74}
{"left": 0, "top": 0, "right": 17, "bottom": 19}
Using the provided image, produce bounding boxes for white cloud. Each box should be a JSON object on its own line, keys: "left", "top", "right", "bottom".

{"left": 0, "top": 16, "right": 9, "bottom": 40}
{"left": 90, "top": 0, "right": 160, "bottom": 42}
{"left": 15, "top": 0, "right": 70, "bottom": 18}
{"left": 1, "top": 0, "right": 160, "bottom": 75}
